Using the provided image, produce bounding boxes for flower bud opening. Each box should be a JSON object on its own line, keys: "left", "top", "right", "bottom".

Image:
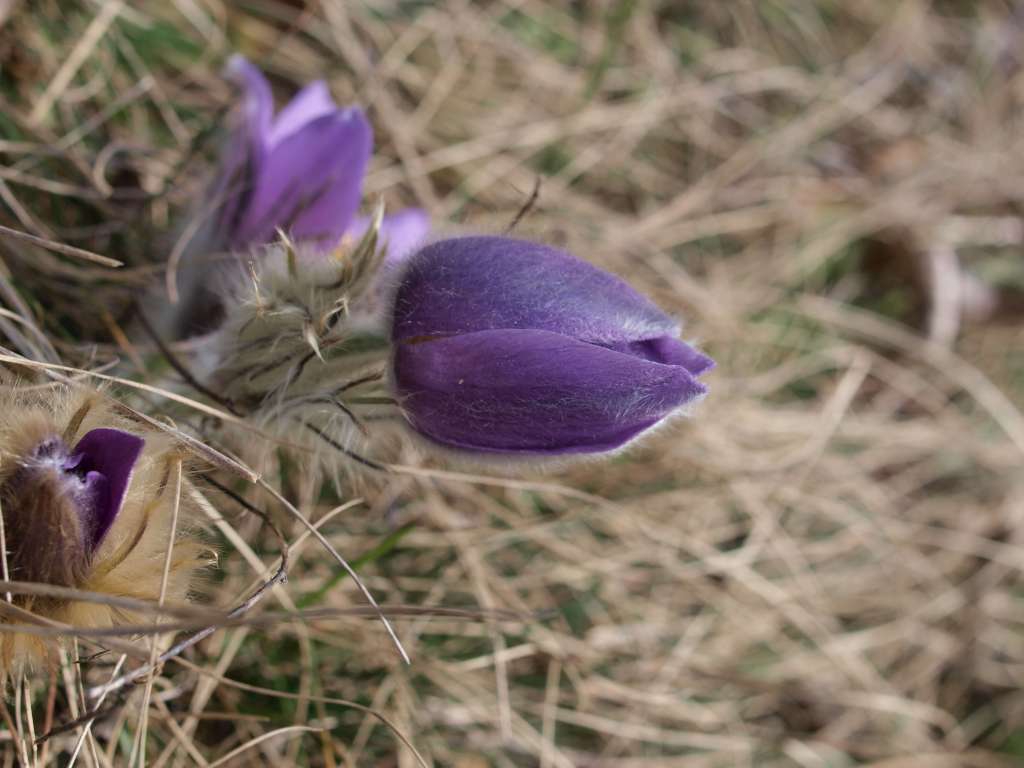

{"left": 0, "top": 428, "right": 143, "bottom": 591}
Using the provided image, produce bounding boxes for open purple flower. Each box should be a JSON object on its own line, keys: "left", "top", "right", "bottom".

{"left": 390, "top": 236, "right": 713, "bottom": 455}
{"left": 218, "top": 56, "right": 429, "bottom": 263}
{"left": 1, "top": 428, "right": 144, "bottom": 586}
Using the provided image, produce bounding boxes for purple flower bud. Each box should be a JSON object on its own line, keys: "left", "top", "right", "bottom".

{"left": 1, "top": 428, "right": 144, "bottom": 587}
{"left": 390, "top": 236, "right": 713, "bottom": 455}
{"left": 218, "top": 57, "right": 429, "bottom": 262}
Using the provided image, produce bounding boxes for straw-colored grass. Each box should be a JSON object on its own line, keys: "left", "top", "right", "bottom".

{"left": 0, "top": 0, "right": 1023, "bottom": 765}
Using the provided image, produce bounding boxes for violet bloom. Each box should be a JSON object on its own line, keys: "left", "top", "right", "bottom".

{"left": 1, "top": 429, "right": 144, "bottom": 587}
{"left": 390, "top": 236, "right": 713, "bottom": 455}
{"left": 218, "top": 56, "right": 429, "bottom": 264}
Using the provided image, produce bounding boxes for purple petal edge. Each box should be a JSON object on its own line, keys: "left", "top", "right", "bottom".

{"left": 392, "top": 236, "right": 681, "bottom": 347}
{"left": 216, "top": 56, "right": 273, "bottom": 246}
{"left": 608, "top": 336, "right": 715, "bottom": 376}
{"left": 71, "top": 428, "right": 145, "bottom": 553}
{"left": 224, "top": 55, "right": 272, "bottom": 150}
{"left": 235, "top": 109, "right": 372, "bottom": 246}
{"left": 267, "top": 80, "right": 338, "bottom": 147}
{"left": 393, "top": 329, "right": 706, "bottom": 455}
{"left": 350, "top": 208, "right": 431, "bottom": 270}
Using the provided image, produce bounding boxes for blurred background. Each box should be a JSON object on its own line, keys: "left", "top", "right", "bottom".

{"left": 2, "top": 1, "right": 1024, "bottom": 765}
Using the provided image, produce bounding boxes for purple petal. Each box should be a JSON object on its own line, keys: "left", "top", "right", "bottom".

{"left": 392, "top": 329, "right": 706, "bottom": 455}
{"left": 224, "top": 55, "right": 273, "bottom": 154}
{"left": 70, "top": 429, "right": 145, "bottom": 552}
{"left": 392, "top": 236, "right": 680, "bottom": 347}
{"left": 218, "top": 56, "right": 273, "bottom": 245}
{"left": 267, "top": 80, "right": 338, "bottom": 147}
{"left": 234, "top": 109, "right": 372, "bottom": 246}
{"left": 351, "top": 208, "right": 431, "bottom": 270}
{"left": 608, "top": 336, "right": 715, "bottom": 376}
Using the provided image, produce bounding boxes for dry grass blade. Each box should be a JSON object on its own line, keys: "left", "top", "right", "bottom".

{"left": 254, "top": 476, "right": 412, "bottom": 665}
{"left": 0, "top": 225, "right": 122, "bottom": 268}
{"left": 28, "top": 0, "right": 125, "bottom": 125}
{"left": 205, "top": 725, "right": 324, "bottom": 767}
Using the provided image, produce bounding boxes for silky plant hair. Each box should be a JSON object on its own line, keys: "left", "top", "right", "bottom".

{"left": 202, "top": 209, "right": 396, "bottom": 483}
{"left": 0, "top": 384, "right": 211, "bottom": 682}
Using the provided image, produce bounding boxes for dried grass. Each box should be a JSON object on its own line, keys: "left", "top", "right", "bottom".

{"left": 0, "top": 0, "right": 1023, "bottom": 765}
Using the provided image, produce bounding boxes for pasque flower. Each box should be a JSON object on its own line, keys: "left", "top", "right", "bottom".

{"left": 0, "top": 389, "right": 209, "bottom": 677}
{"left": 163, "top": 57, "right": 428, "bottom": 339}
{"left": 390, "top": 236, "right": 713, "bottom": 455}
{"left": 217, "top": 56, "right": 429, "bottom": 263}
{"left": 1, "top": 427, "right": 144, "bottom": 589}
